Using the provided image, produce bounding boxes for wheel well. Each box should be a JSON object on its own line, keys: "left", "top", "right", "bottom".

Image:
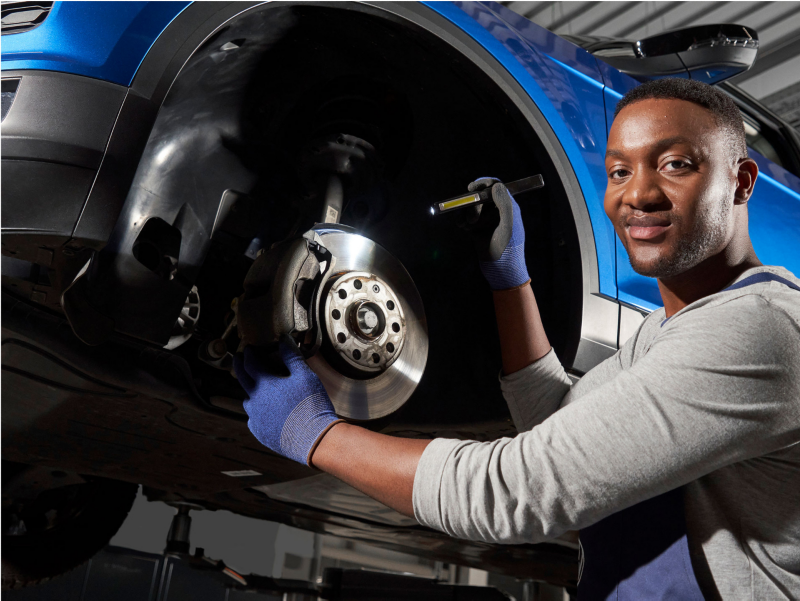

{"left": 105, "top": 2, "right": 586, "bottom": 354}
{"left": 76, "top": 2, "right": 589, "bottom": 427}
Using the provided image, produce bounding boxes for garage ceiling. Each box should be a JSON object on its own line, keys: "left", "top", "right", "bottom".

{"left": 501, "top": 1, "right": 800, "bottom": 129}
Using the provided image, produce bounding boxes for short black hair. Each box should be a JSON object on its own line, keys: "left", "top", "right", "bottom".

{"left": 614, "top": 78, "right": 747, "bottom": 159}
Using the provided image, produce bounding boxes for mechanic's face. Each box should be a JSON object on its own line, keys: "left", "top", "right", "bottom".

{"left": 604, "top": 98, "right": 753, "bottom": 279}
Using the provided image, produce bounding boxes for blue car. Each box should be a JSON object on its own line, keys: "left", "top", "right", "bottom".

{"left": 3, "top": 1, "right": 799, "bottom": 592}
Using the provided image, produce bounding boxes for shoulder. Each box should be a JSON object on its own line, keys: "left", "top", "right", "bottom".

{"left": 667, "top": 266, "right": 800, "bottom": 328}
{"left": 659, "top": 287, "right": 799, "bottom": 367}
{"left": 711, "top": 266, "right": 799, "bottom": 318}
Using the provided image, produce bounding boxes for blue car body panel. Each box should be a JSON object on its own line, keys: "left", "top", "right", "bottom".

{"left": 0, "top": 1, "right": 189, "bottom": 86}
{"left": 614, "top": 146, "right": 800, "bottom": 312}
{"left": 3, "top": 0, "right": 799, "bottom": 314}
{"left": 597, "top": 61, "right": 800, "bottom": 311}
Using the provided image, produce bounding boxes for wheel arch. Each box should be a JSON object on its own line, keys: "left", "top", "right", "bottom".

{"left": 70, "top": 0, "right": 617, "bottom": 370}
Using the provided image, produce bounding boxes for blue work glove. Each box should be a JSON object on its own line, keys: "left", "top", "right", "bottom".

{"left": 468, "top": 177, "right": 530, "bottom": 291}
{"left": 234, "top": 338, "right": 342, "bottom": 466}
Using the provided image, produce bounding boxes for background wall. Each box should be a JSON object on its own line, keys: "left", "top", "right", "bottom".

{"left": 501, "top": 1, "right": 800, "bottom": 128}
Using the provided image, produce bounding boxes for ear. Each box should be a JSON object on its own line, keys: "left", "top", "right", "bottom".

{"left": 734, "top": 158, "right": 758, "bottom": 205}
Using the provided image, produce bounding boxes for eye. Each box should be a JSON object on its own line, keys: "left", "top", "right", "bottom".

{"left": 662, "top": 159, "right": 689, "bottom": 171}
{"left": 609, "top": 168, "right": 630, "bottom": 180}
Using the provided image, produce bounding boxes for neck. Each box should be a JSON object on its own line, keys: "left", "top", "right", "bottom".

{"left": 657, "top": 240, "right": 761, "bottom": 317}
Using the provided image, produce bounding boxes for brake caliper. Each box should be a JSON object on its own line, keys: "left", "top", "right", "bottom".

{"left": 236, "top": 231, "right": 333, "bottom": 354}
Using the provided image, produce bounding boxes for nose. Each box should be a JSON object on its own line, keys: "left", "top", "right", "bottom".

{"left": 624, "top": 168, "right": 667, "bottom": 211}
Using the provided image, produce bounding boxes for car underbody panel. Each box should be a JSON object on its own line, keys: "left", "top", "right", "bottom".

{"left": 2, "top": 289, "right": 578, "bottom": 586}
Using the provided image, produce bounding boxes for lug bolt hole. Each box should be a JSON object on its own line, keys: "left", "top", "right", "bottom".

{"left": 386, "top": 300, "right": 395, "bottom": 310}
{"left": 372, "top": 284, "right": 380, "bottom": 293}
{"left": 353, "top": 349, "right": 362, "bottom": 360}
{"left": 332, "top": 309, "right": 341, "bottom": 320}
{"left": 353, "top": 280, "right": 362, "bottom": 290}
{"left": 372, "top": 353, "right": 380, "bottom": 364}
{"left": 386, "top": 342, "right": 395, "bottom": 353}
{"left": 337, "top": 332, "right": 347, "bottom": 344}
{"left": 391, "top": 323, "right": 400, "bottom": 333}
{"left": 338, "top": 289, "right": 347, "bottom": 300}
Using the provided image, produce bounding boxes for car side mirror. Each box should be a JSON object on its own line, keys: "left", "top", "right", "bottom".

{"left": 588, "top": 24, "right": 759, "bottom": 84}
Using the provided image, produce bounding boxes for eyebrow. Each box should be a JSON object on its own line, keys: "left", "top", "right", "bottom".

{"left": 605, "top": 135, "right": 695, "bottom": 159}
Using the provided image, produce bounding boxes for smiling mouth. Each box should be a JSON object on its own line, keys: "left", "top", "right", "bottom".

{"left": 625, "top": 216, "right": 671, "bottom": 241}
{"left": 629, "top": 224, "right": 670, "bottom": 240}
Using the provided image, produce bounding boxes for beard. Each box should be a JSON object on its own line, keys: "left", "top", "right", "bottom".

{"left": 622, "top": 199, "right": 732, "bottom": 279}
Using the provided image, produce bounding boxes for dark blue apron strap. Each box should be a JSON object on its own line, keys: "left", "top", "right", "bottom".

{"left": 579, "top": 271, "right": 798, "bottom": 598}
{"left": 723, "top": 271, "right": 800, "bottom": 293}
{"left": 578, "top": 487, "right": 705, "bottom": 600}
{"left": 661, "top": 271, "right": 798, "bottom": 328}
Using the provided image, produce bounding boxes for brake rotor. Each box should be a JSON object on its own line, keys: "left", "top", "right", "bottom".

{"left": 306, "top": 227, "right": 427, "bottom": 420}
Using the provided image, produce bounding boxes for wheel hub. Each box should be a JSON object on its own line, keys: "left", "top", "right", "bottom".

{"left": 324, "top": 272, "right": 405, "bottom": 373}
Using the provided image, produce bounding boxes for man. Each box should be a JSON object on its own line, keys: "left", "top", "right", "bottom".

{"left": 235, "top": 79, "right": 800, "bottom": 599}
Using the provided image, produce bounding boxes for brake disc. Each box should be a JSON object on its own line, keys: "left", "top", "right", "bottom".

{"left": 306, "top": 226, "right": 428, "bottom": 421}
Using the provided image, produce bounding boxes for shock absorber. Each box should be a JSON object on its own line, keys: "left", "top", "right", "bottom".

{"left": 297, "top": 133, "right": 383, "bottom": 225}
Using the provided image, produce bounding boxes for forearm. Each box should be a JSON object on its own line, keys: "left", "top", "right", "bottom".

{"left": 310, "top": 423, "right": 431, "bottom": 517}
{"left": 493, "top": 282, "right": 551, "bottom": 375}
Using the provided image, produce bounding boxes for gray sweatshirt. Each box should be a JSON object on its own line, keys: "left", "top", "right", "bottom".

{"left": 413, "top": 266, "right": 800, "bottom": 599}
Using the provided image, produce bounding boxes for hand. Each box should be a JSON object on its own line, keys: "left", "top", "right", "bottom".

{"left": 467, "top": 178, "right": 530, "bottom": 291}
{"left": 234, "top": 337, "right": 342, "bottom": 466}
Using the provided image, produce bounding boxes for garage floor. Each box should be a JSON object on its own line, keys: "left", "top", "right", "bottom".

{"left": 2, "top": 546, "right": 282, "bottom": 601}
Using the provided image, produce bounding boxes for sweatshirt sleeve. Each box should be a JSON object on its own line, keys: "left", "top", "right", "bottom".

{"left": 499, "top": 349, "right": 573, "bottom": 432}
{"left": 413, "top": 297, "right": 800, "bottom": 544}
{"left": 500, "top": 328, "right": 638, "bottom": 432}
